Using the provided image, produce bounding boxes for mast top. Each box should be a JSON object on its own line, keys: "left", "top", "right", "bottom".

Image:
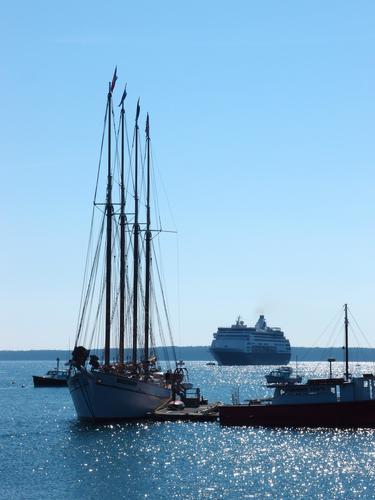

{"left": 109, "top": 66, "right": 118, "bottom": 94}
{"left": 119, "top": 84, "right": 127, "bottom": 108}
{"left": 135, "top": 98, "right": 140, "bottom": 125}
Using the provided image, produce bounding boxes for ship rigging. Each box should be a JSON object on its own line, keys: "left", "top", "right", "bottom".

{"left": 68, "top": 69, "right": 182, "bottom": 420}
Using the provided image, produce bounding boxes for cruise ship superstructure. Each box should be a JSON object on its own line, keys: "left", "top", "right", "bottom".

{"left": 210, "top": 315, "right": 291, "bottom": 366}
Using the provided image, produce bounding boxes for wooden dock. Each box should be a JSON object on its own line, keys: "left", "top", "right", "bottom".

{"left": 151, "top": 402, "right": 220, "bottom": 422}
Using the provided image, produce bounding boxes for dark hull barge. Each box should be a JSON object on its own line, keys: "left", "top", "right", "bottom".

{"left": 220, "top": 305, "right": 375, "bottom": 428}
{"left": 33, "top": 375, "right": 67, "bottom": 387}
{"left": 219, "top": 399, "right": 375, "bottom": 428}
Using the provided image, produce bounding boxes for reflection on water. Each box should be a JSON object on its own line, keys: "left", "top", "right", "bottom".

{"left": 1, "top": 360, "right": 375, "bottom": 498}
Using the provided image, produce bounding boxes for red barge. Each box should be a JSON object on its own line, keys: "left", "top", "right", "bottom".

{"left": 219, "top": 305, "right": 375, "bottom": 428}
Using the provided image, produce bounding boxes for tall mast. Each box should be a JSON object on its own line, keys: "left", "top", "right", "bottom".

{"left": 344, "top": 303, "right": 349, "bottom": 380}
{"left": 144, "top": 114, "right": 151, "bottom": 369}
{"left": 104, "top": 69, "right": 117, "bottom": 366}
{"left": 119, "top": 86, "right": 127, "bottom": 365}
{"left": 132, "top": 99, "right": 140, "bottom": 366}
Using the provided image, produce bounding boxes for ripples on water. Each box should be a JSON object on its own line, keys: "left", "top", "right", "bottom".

{"left": 1, "top": 361, "right": 375, "bottom": 498}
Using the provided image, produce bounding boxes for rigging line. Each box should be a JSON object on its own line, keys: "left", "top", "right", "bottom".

{"left": 93, "top": 104, "right": 109, "bottom": 204}
{"left": 308, "top": 313, "right": 345, "bottom": 376}
{"left": 83, "top": 232, "right": 106, "bottom": 348}
{"left": 111, "top": 103, "right": 118, "bottom": 139}
{"left": 116, "top": 105, "right": 134, "bottom": 217}
{"left": 348, "top": 308, "right": 375, "bottom": 373}
{"left": 148, "top": 272, "right": 156, "bottom": 352}
{"left": 89, "top": 261, "right": 103, "bottom": 356}
{"left": 138, "top": 135, "right": 147, "bottom": 207}
{"left": 94, "top": 287, "right": 104, "bottom": 360}
{"left": 110, "top": 224, "right": 121, "bottom": 326}
{"left": 176, "top": 234, "right": 182, "bottom": 347}
{"left": 75, "top": 205, "right": 96, "bottom": 340}
{"left": 312, "top": 325, "right": 342, "bottom": 375}
{"left": 92, "top": 220, "right": 110, "bottom": 352}
{"left": 137, "top": 269, "right": 145, "bottom": 342}
{"left": 112, "top": 111, "right": 121, "bottom": 195}
{"left": 128, "top": 121, "right": 137, "bottom": 198}
{"left": 76, "top": 214, "right": 105, "bottom": 344}
{"left": 348, "top": 308, "right": 373, "bottom": 349}
{"left": 149, "top": 303, "right": 157, "bottom": 353}
{"left": 78, "top": 214, "right": 104, "bottom": 344}
{"left": 88, "top": 256, "right": 106, "bottom": 352}
{"left": 138, "top": 257, "right": 146, "bottom": 312}
{"left": 155, "top": 231, "right": 171, "bottom": 326}
{"left": 324, "top": 324, "right": 348, "bottom": 364}
{"left": 150, "top": 275, "right": 170, "bottom": 367}
{"left": 76, "top": 196, "right": 107, "bottom": 339}
{"left": 150, "top": 146, "right": 178, "bottom": 232}
{"left": 152, "top": 242, "right": 177, "bottom": 363}
{"left": 113, "top": 105, "right": 124, "bottom": 200}
{"left": 153, "top": 285, "right": 171, "bottom": 366}
{"left": 297, "top": 306, "right": 343, "bottom": 362}
{"left": 324, "top": 313, "right": 345, "bottom": 349}
{"left": 151, "top": 152, "right": 163, "bottom": 232}
{"left": 124, "top": 108, "right": 132, "bottom": 168}
{"left": 348, "top": 324, "right": 363, "bottom": 361}
{"left": 151, "top": 272, "right": 170, "bottom": 365}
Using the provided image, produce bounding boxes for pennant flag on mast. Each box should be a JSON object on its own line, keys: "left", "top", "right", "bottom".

{"left": 110, "top": 66, "right": 118, "bottom": 92}
{"left": 119, "top": 84, "right": 127, "bottom": 107}
{"left": 135, "top": 98, "right": 140, "bottom": 123}
{"left": 145, "top": 113, "right": 150, "bottom": 138}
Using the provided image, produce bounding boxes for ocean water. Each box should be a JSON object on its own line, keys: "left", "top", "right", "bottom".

{"left": 1, "top": 360, "right": 375, "bottom": 499}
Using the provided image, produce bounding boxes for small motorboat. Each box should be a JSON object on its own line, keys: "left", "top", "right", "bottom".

{"left": 33, "top": 358, "right": 68, "bottom": 387}
{"left": 206, "top": 362, "right": 216, "bottom": 366}
{"left": 265, "top": 366, "right": 302, "bottom": 384}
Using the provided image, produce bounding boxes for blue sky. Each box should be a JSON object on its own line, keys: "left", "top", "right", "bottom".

{"left": 0, "top": 1, "right": 375, "bottom": 349}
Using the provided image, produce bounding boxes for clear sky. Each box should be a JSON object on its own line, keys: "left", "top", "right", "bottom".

{"left": 1, "top": 1, "right": 375, "bottom": 349}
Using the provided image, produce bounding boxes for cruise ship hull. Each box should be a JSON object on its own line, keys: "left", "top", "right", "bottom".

{"left": 210, "top": 348, "right": 291, "bottom": 366}
{"left": 68, "top": 369, "right": 171, "bottom": 421}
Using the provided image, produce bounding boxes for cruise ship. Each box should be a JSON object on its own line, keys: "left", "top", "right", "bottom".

{"left": 210, "top": 315, "right": 291, "bottom": 366}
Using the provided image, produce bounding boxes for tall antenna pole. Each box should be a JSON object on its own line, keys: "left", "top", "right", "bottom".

{"left": 119, "top": 86, "right": 127, "bottom": 365}
{"left": 344, "top": 303, "right": 349, "bottom": 380}
{"left": 132, "top": 99, "right": 140, "bottom": 367}
{"left": 144, "top": 113, "right": 151, "bottom": 370}
{"left": 104, "top": 78, "right": 114, "bottom": 366}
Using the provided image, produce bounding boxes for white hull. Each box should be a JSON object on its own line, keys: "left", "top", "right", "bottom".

{"left": 68, "top": 369, "right": 171, "bottom": 420}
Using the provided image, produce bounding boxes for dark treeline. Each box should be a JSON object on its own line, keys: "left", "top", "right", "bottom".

{"left": 1, "top": 347, "right": 375, "bottom": 362}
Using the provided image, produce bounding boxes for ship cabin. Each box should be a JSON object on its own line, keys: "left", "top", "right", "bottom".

{"left": 269, "top": 374, "right": 375, "bottom": 406}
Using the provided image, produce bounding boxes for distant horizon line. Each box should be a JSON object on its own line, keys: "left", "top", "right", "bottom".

{"left": 1, "top": 346, "right": 375, "bottom": 363}
{"left": 0, "top": 346, "right": 369, "bottom": 352}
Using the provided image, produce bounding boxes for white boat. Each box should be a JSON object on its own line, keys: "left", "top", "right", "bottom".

{"left": 69, "top": 368, "right": 171, "bottom": 420}
{"left": 265, "top": 366, "right": 302, "bottom": 384}
{"left": 210, "top": 315, "right": 291, "bottom": 366}
{"left": 68, "top": 70, "right": 181, "bottom": 420}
